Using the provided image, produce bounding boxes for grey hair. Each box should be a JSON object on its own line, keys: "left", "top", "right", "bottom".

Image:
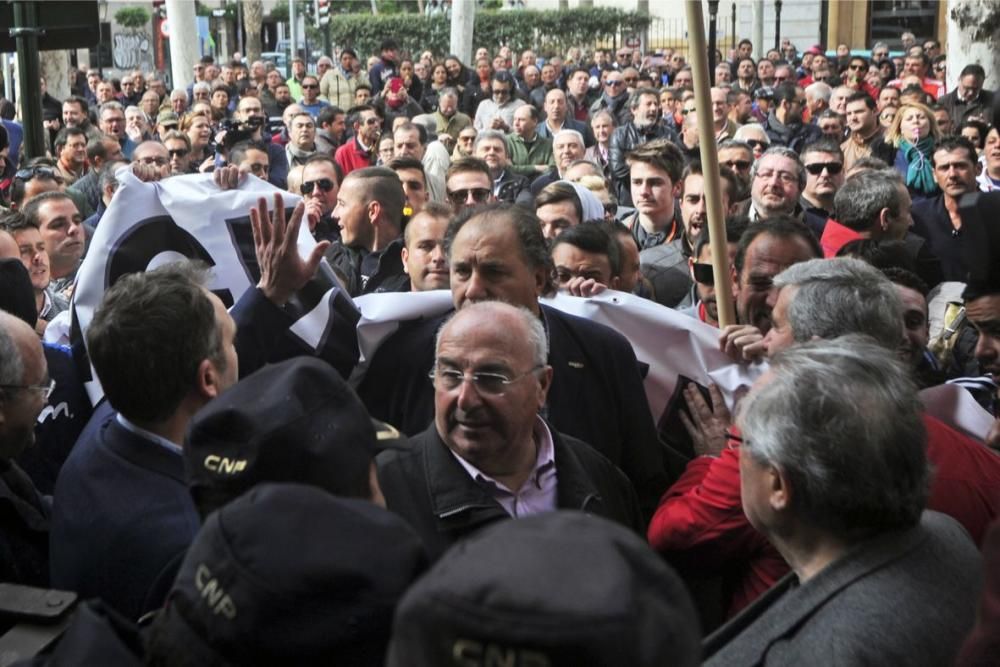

{"left": 833, "top": 169, "right": 904, "bottom": 233}
{"left": 474, "top": 129, "right": 509, "bottom": 157}
{"left": 872, "top": 41, "right": 890, "bottom": 52}
{"left": 0, "top": 317, "right": 24, "bottom": 389}
{"left": 170, "top": 89, "right": 187, "bottom": 101}
{"left": 773, "top": 257, "right": 904, "bottom": 350}
{"left": 552, "top": 128, "right": 584, "bottom": 148}
{"left": 436, "top": 302, "right": 548, "bottom": 367}
{"left": 733, "top": 123, "right": 770, "bottom": 144}
{"left": 749, "top": 145, "right": 806, "bottom": 191}
{"left": 805, "top": 81, "right": 831, "bottom": 103}
{"left": 439, "top": 87, "right": 460, "bottom": 100}
{"left": 192, "top": 81, "right": 211, "bottom": 95}
{"left": 737, "top": 335, "right": 928, "bottom": 541}
{"left": 98, "top": 100, "right": 124, "bottom": 117}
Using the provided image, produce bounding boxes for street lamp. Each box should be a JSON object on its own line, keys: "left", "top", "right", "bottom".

{"left": 708, "top": 0, "right": 719, "bottom": 74}
{"left": 774, "top": 0, "right": 783, "bottom": 50}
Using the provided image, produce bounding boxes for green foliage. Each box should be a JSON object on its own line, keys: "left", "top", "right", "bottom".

{"left": 313, "top": 8, "right": 651, "bottom": 59}
{"left": 114, "top": 6, "right": 151, "bottom": 29}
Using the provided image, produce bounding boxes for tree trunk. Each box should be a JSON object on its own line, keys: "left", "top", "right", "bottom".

{"left": 243, "top": 0, "right": 264, "bottom": 63}
{"left": 40, "top": 50, "right": 72, "bottom": 101}
{"left": 947, "top": 0, "right": 1000, "bottom": 92}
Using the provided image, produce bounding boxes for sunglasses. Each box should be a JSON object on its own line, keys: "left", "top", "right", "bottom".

{"left": 681, "top": 108, "right": 695, "bottom": 115}
{"left": 605, "top": 80, "right": 624, "bottom": 87}
{"left": 15, "top": 166, "right": 62, "bottom": 182}
{"left": 301, "top": 178, "right": 335, "bottom": 194}
{"left": 302, "top": 84, "right": 318, "bottom": 89}
{"left": 167, "top": 148, "right": 189, "bottom": 158}
{"left": 447, "top": 187, "right": 491, "bottom": 205}
{"left": 723, "top": 159, "right": 752, "bottom": 171}
{"left": 804, "top": 162, "right": 843, "bottom": 175}
{"left": 692, "top": 262, "right": 714, "bottom": 285}
{"left": 745, "top": 139, "right": 769, "bottom": 150}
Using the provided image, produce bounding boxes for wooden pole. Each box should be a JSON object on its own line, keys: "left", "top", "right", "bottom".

{"left": 685, "top": 0, "right": 736, "bottom": 327}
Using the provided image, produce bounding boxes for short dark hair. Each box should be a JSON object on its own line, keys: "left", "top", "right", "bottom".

{"left": 20, "top": 190, "right": 72, "bottom": 222}
{"left": 344, "top": 166, "right": 406, "bottom": 229}
{"left": 316, "top": 105, "right": 344, "bottom": 128}
{"left": 772, "top": 82, "right": 799, "bottom": 106}
{"left": 228, "top": 140, "right": 269, "bottom": 168}
{"left": 380, "top": 38, "right": 399, "bottom": 52}
{"left": 845, "top": 91, "right": 876, "bottom": 110}
{"left": 625, "top": 138, "right": 684, "bottom": 184}
{"left": 444, "top": 202, "right": 555, "bottom": 297}
{"left": 800, "top": 137, "right": 844, "bottom": 162}
{"left": 733, "top": 216, "right": 821, "bottom": 277}
{"left": 446, "top": 156, "right": 491, "bottom": 184}
{"left": 86, "top": 262, "right": 227, "bottom": 423}
{"left": 552, "top": 222, "right": 622, "bottom": 277}
{"left": 535, "top": 182, "right": 583, "bottom": 225}
{"left": 54, "top": 126, "right": 87, "bottom": 152}
{"left": 394, "top": 121, "right": 427, "bottom": 145}
{"left": 63, "top": 95, "right": 90, "bottom": 114}
{"left": 959, "top": 64, "right": 985, "bottom": 80}
{"left": 0, "top": 210, "right": 36, "bottom": 233}
{"left": 836, "top": 239, "right": 916, "bottom": 273}
{"left": 931, "top": 136, "right": 978, "bottom": 168}
{"left": 693, "top": 215, "right": 748, "bottom": 260}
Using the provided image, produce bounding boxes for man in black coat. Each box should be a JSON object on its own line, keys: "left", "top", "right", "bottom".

{"left": 376, "top": 301, "right": 644, "bottom": 560}
{"left": 358, "top": 203, "right": 670, "bottom": 519}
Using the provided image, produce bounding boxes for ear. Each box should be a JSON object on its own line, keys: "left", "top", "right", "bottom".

{"left": 195, "top": 358, "right": 224, "bottom": 401}
{"left": 610, "top": 275, "right": 621, "bottom": 291}
{"left": 877, "top": 206, "right": 891, "bottom": 232}
{"left": 730, "top": 263, "right": 740, "bottom": 299}
{"left": 767, "top": 465, "right": 791, "bottom": 512}
{"left": 536, "top": 365, "right": 554, "bottom": 407}
{"left": 400, "top": 246, "right": 411, "bottom": 274}
{"left": 688, "top": 256, "right": 696, "bottom": 280}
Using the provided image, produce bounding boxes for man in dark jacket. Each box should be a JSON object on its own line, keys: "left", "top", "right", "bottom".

{"left": 323, "top": 166, "right": 408, "bottom": 296}
{"left": 376, "top": 300, "right": 644, "bottom": 560}
{"left": 762, "top": 82, "right": 821, "bottom": 154}
{"left": 358, "top": 203, "right": 671, "bottom": 520}
{"left": 609, "top": 88, "right": 681, "bottom": 207}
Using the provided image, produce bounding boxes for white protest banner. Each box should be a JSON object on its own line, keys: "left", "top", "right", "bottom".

{"left": 70, "top": 171, "right": 309, "bottom": 404}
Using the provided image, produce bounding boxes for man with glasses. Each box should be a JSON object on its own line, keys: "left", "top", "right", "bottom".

{"left": 0, "top": 310, "right": 54, "bottom": 585}
{"left": 679, "top": 221, "right": 745, "bottom": 327}
{"left": 297, "top": 75, "right": 329, "bottom": 119}
{"left": 871, "top": 42, "right": 890, "bottom": 64}
{"left": 228, "top": 140, "right": 270, "bottom": 183}
{"left": 472, "top": 71, "right": 525, "bottom": 133}
{"left": 739, "top": 146, "right": 807, "bottom": 224}
{"left": 98, "top": 101, "right": 138, "bottom": 160}
{"left": 590, "top": 71, "right": 631, "bottom": 126}
{"left": 799, "top": 139, "right": 844, "bottom": 225}
{"left": 772, "top": 64, "right": 794, "bottom": 87}
{"left": 335, "top": 105, "right": 381, "bottom": 178}
{"left": 363, "top": 202, "right": 667, "bottom": 530}
{"left": 161, "top": 131, "right": 193, "bottom": 176}
{"left": 375, "top": 300, "right": 643, "bottom": 561}
{"left": 324, "top": 166, "right": 408, "bottom": 296}
{"left": 299, "top": 154, "right": 342, "bottom": 243}
{"left": 54, "top": 128, "right": 89, "bottom": 186}
{"left": 131, "top": 140, "right": 172, "bottom": 181}
{"left": 718, "top": 140, "right": 755, "bottom": 198}
{"left": 939, "top": 64, "right": 995, "bottom": 129}
{"left": 444, "top": 157, "right": 495, "bottom": 214}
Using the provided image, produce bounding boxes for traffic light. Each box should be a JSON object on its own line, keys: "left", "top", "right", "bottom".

{"left": 315, "top": 0, "right": 330, "bottom": 27}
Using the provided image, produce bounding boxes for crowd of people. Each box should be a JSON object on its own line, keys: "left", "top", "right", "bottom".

{"left": 0, "top": 28, "right": 999, "bottom": 665}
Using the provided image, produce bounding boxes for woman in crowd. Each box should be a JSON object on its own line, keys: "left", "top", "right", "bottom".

{"left": 182, "top": 111, "right": 214, "bottom": 173}
{"left": 209, "top": 85, "right": 231, "bottom": 124}
{"left": 461, "top": 57, "right": 493, "bottom": 117}
{"left": 422, "top": 63, "right": 449, "bottom": 113}
{"left": 885, "top": 101, "right": 941, "bottom": 199}
{"left": 399, "top": 59, "right": 423, "bottom": 106}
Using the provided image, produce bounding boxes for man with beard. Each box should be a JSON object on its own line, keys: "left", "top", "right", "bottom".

{"left": 674, "top": 161, "right": 737, "bottom": 258}
{"left": 762, "top": 83, "right": 821, "bottom": 153}
{"left": 590, "top": 71, "right": 632, "bottom": 126}
{"left": 737, "top": 146, "right": 807, "bottom": 225}
{"left": 609, "top": 88, "right": 680, "bottom": 207}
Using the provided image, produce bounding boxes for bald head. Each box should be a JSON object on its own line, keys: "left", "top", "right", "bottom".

{"left": 0, "top": 310, "right": 48, "bottom": 460}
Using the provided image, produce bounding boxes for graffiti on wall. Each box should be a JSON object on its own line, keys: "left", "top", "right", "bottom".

{"left": 112, "top": 30, "right": 152, "bottom": 70}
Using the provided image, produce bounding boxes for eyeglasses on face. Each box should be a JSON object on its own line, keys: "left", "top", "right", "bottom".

{"left": 168, "top": 148, "right": 190, "bottom": 158}
{"left": 301, "top": 178, "right": 335, "bottom": 195}
{"left": 446, "top": 188, "right": 491, "bottom": 205}
{"left": 804, "top": 162, "right": 843, "bottom": 175}
{"left": 302, "top": 84, "right": 318, "bottom": 89}
{"left": 724, "top": 159, "right": 752, "bottom": 171}
{"left": 0, "top": 378, "right": 56, "bottom": 402}
{"left": 15, "top": 167, "right": 63, "bottom": 183}
{"left": 605, "top": 80, "right": 624, "bottom": 88}
{"left": 429, "top": 365, "right": 544, "bottom": 395}
{"left": 745, "top": 139, "right": 769, "bottom": 150}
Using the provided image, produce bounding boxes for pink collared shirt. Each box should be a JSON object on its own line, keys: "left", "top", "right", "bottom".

{"left": 451, "top": 416, "right": 558, "bottom": 518}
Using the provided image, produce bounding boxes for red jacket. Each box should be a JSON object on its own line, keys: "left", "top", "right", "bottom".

{"left": 648, "top": 414, "right": 1000, "bottom": 617}
{"left": 334, "top": 137, "right": 375, "bottom": 178}
{"left": 819, "top": 218, "right": 862, "bottom": 258}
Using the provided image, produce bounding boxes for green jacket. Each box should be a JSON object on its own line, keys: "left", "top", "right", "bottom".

{"left": 506, "top": 133, "right": 555, "bottom": 178}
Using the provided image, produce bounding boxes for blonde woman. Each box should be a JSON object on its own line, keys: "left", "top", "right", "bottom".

{"left": 181, "top": 112, "right": 214, "bottom": 172}
{"left": 884, "top": 101, "right": 941, "bottom": 198}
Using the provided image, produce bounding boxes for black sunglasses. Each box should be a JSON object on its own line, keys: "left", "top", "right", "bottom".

{"left": 693, "top": 262, "right": 714, "bottom": 285}
{"left": 168, "top": 148, "right": 190, "bottom": 158}
{"left": 15, "top": 166, "right": 62, "bottom": 182}
{"left": 447, "top": 187, "right": 491, "bottom": 205}
{"left": 804, "top": 162, "right": 843, "bottom": 175}
{"left": 745, "top": 139, "right": 769, "bottom": 150}
{"left": 723, "top": 159, "right": 752, "bottom": 171}
{"left": 301, "top": 178, "right": 335, "bottom": 195}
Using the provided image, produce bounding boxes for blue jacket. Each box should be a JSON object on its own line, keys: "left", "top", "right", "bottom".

{"left": 50, "top": 413, "right": 200, "bottom": 620}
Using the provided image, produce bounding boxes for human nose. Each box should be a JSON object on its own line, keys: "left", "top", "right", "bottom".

{"left": 463, "top": 269, "right": 488, "bottom": 301}
{"left": 455, "top": 373, "right": 484, "bottom": 409}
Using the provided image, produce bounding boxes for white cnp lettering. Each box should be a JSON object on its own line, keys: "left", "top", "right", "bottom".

{"left": 194, "top": 564, "right": 237, "bottom": 618}
{"left": 452, "top": 639, "right": 551, "bottom": 667}
{"left": 203, "top": 455, "right": 248, "bottom": 475}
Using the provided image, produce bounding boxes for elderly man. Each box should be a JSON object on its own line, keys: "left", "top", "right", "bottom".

{"left": 375, "top": 301, "right": 643, "bottom": 560}
{"left": 737, "top": 146, "right": 807, "bottom": 223}
{"left": 939, "top": 64, "right": 994, "bottom": 129}
{"left": 537, "top": 88, "right": 594, "bottom": 147}
{"left": 701, "top": 337, "right": 981, "bottom": 665}
{"left": 0, "top": 311, "right": 53, "bottom": 586}
{"left": 609, "top": 88, "right": 680, "bottom": 207}
{"left": 507, "top": 105, "right": 554, "bottom": 179}
{"left": 651, "top": 258, "right": 999, "bottom": 622}
{"left": 357, "top": 203, "right": 670, "bottom": 519}
{"left": 431, "top": 87, "right": 471, "bottom": 147}
{"left": 530, "top": 129, "right": 587, "bottom": 195}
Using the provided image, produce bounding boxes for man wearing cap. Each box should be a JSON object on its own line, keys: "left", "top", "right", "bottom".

{"left": 155, "top": 110, "right": 179, "bottom": 141}
{"left": 358, "top": 203, "right": 670, "bottom": 522}
{"left": 376, "top": 301, "right": 644, "bottom": 559}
